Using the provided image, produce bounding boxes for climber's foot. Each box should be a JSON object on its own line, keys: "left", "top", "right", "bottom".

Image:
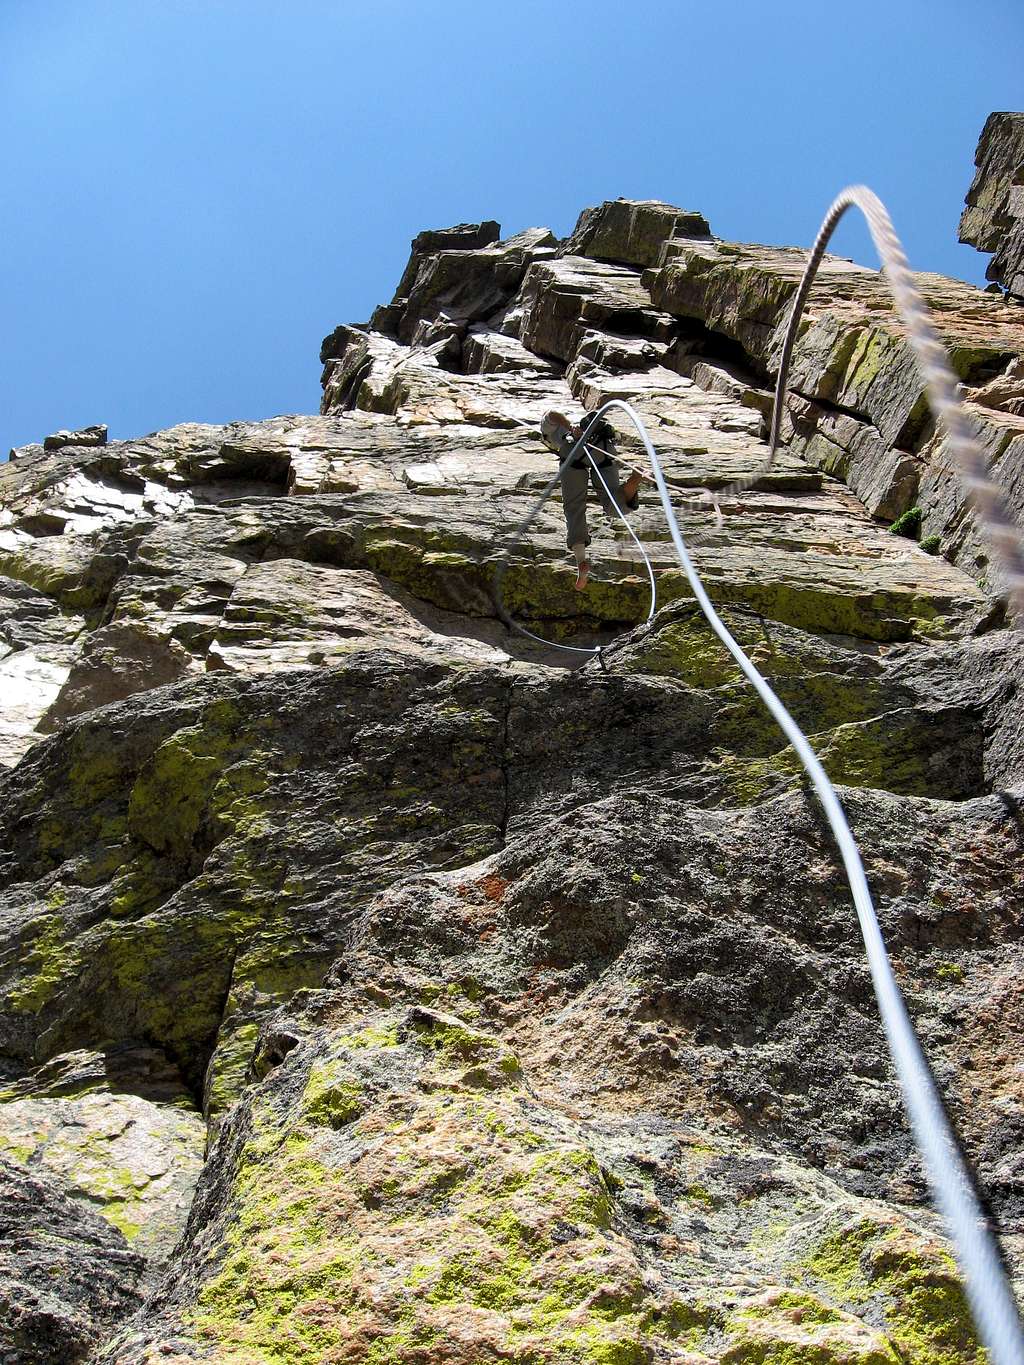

{"left": 622, "top": 469, "right": 644, "bottom": 503}
{"left": 574, "top": 560, "right": 591, "bottom": 591}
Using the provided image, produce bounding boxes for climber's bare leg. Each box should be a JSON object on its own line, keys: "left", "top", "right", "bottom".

{"left": 621, "top": 468, "right": 644, "bottom": 504}
{"left": 571, "top": 542, "right": 590, "bottom": 591}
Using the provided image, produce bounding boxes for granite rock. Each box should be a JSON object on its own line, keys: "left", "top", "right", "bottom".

{"left": 41, "top": 424, "right": 108, "bottom": 453}
{"left": 1, "top": 157, "right": 1023, "bottom": 1362}
{"left": 960, "top": 110, "right": 1024, "bottom": 299}
{"left": 0, "top": 1156, "right": 145, "bottom": 1363}
{"left": 564, "top": 197, "right": 711, "bottom": 267}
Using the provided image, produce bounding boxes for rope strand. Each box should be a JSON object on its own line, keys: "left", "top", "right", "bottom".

{"left": 497, "top": 396, "right": 1024, "bottom": 1363}
{"left": 490, "top": 191, "right": 1024, "bottom": 1359}
{"left": 695, "top": 186, "right": 1024, "bottom": 617}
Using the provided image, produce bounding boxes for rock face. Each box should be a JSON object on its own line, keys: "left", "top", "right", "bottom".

{"left": 2, "top": 148, "right": 1023, "bottom": 1361}
{"left": 961, "top": 111, "right": 1024, "bottom": 300}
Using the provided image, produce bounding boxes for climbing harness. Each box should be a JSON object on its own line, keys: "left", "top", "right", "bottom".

{"left": 492, "top": 187, "right": 1024, "bottom": 1365}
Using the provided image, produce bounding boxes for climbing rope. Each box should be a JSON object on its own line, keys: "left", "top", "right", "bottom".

{"left": 498, "top": 393, "right": 1024, "bottom": 1364}
{"left": 491, "top": 189, "right": 1024, "bottom": 1359}
{"left": 704, "top": 184, "right": 1024, "bottom": 619}
{"left": 492, "top": 439, "right": 657, "bottom": 657}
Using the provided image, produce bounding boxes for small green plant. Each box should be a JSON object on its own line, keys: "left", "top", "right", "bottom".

{"left": 934, "top": 960, "right": 964, "bottom": 982}
{"left": 889, "top": 506, "right": 923, "bottom": 538}
{"left": 920, "top": 534, "right": 941, "bottom": 555}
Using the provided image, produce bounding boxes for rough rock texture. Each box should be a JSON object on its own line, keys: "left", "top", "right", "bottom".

{"left": 0, "top": 1156, "right": 145, "bottom": 1362}
{"left": 961, "top": 111, "right": 1024, "bottom": 300}
{"left": 2, "top": 163, "right": 1023, "bottom": 1361}
{"left": 0, "top": 1045, "right": 204, "bottom": 1261}
{"left": 644, "top": 234, "right": 1024, "bottom": 597}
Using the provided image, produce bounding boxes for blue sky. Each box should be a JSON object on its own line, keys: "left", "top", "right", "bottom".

{"left": 2, "top": 0, "right": 1021, "bottom": 453}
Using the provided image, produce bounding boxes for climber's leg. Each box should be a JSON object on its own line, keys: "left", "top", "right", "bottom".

{"left": 621, "top": 466, "right": 643, "bottom": 506}
{"left": 572, "top": 546, "right": 590, "bottom": 591}
{"left": 560, "top": 462, "right": 591, "bottom": 591}
{"left": 591, "top": 458, "right": 641, "bottom": 520}
{"left": 561, "top": 462, "right": 590, "bottom": 551}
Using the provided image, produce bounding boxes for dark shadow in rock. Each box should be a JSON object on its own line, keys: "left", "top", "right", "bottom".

{"left": 372, "top": 569, "right": 617, "bottom": 669}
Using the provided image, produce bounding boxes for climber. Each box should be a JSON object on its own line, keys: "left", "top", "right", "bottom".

{"left": 540, "top": 408, "right": 644, "bottom": 591}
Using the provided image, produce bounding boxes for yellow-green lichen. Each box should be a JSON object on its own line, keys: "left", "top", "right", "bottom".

{"left": 802, "top": 1220, "right": 877, "bottom": 1304}
{"left": 206, "top": 1020, "right": 264, "bottom": 1123}
{"left": 685, "top": 1181, "right": 714, "bottom": 1208}
{"left": 798, "top": 1220, "right": 985, "bottom": 1365}
{"left": 867, "top": 1229, "right": 983, "bottom": 1365}
{"left": 932, "top": 960, "right": 964, "bottom": 983}
{"left": 4, "top": 914, "right": 74, "bottom": 1014}
{"left": 181, "top": 1020, "right": 716, "bottom": 1364}
{"left": 338, "top": 1022, "right": 401, "bottom": 1051}
{"left": 301, "top": 1059, "right": 362, "bottom": 1129}
{"left": 128, "top": 729, "right": 231, "bottom": 859}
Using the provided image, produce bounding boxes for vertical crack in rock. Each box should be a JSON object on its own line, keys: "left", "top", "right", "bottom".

{"left": 498, "top": 670, "right": 515, "bottom": 845}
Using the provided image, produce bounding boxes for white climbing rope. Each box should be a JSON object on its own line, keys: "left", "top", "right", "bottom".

{"left": 494, "top": 439, "right": 657, "bottom": 658}
{"left": 602, "top": 397, "right": 1024, "bottom": 1365}
{"left": 709, "top": 184, "right": 1024, "bottom": 620}
{"left": 496, "top": 392, "right": 1024, "bottom": 1364}
{"left": 492, "top": 189, "right": 1024, "bottom": 1360}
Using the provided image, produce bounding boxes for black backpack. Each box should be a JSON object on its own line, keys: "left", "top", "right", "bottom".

{"left": 578, "top": 416, "right": 615, "bottom": 467}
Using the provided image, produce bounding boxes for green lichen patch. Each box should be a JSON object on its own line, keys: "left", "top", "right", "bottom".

{"left": 931, "top": 959, "right": 965, "bottom": 983}
{"left": 605, "top": 603, "right": 882, "bottom": 688}
{"left": 205, "top": 1020, "right": 264, "bottom": 1125}
{"left": 3, "top": 747, "right": 327, "bottom": 1096}
{"left": 723, "top": 1285, "right": 898, "bottom": 1363}
{"left": 684, "top": 1182, "right": 714, "bottom": 1209}
{"left": 0, "top": 1090, "right": 204, "bottom": 1262}
{"left": 801, "top": 1219, "right": 879, "bottom": 1304}
{"left": 865, "top": 1228, "right": 983, "bottom": 1365}
{"left": 127, "top": 705, "right": 257, "bottom": 861}
{"left": 703, "top": 752, "right": 799, "bottom": 807}
{"left": 811, "top": 709, "right": 981, "bottom": 799}
{"left": 337, "top": 1021, "right": 401, "bottom": 1051}
{"left": 128, "top": 733, "right": 223, "bottom": 858}
{"left": 713, "top": 577, "right": 936, "bottom": 645}
{"left": 181, "top": 1018, "right": 721, "bottom": 1363}
{"left": 0, "top": 536, "right": 115, "bottom": 611}
{"left": 301, "top": 1058, "right": 363, "bottom": 1129}
{"left": 416, "top": 978, "right": 482, "bottom": 1017}
{"left": 500, "top": 559, "right": 647, "bottom": 635}
{"left": 362, "top": 529, "right": 493, "bottom": 618}
{"left": 4, "top": 913, "right": 72, "bottom": 1014}
{"left": 610, "top": 610, "right": 745, "bottom": 686}
{"left": 2, "top": 695, "right": 283, "bottom": 1045}
{"left": 797, "top": 1218, "right": 984, "bottom": 1365}
{"left": 405, "top": 1005, "right": 522, "bottom": 1088}
{"left": 709, "top": 699, "right": 981, "bottom": 804}
{"left": 107, "top": 848, "right": 182, "bottom": 919}
{"left": 838, "top": 328, "right": 898, "bottom": 409}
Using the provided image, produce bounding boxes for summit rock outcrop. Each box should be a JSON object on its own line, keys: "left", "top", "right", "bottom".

{"left": 961, "top": 111, "right": 1024, "bottom": 301}
{"left": 1, "top": 129, "right": 1022, "bottom": 1362}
